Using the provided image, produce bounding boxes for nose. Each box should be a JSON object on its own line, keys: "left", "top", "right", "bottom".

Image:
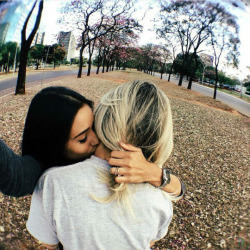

{"left": 90, "top": 129, "right": 100, "bottom": 146}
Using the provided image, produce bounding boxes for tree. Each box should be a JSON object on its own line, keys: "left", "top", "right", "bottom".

{"left": 15, "top": 0, "right": 43, "bottom": 95}
{"left": 153, "top": 45, "right": 170, "bottom": 79}
{"left": 173, "top": 53, "right": 198, "bottom": 79}
{"left": 0, "top": 42, "right": 19, "bottom": 72}
{"left": 157, "top": 1, "right": 239, "bottom": 91}
{"left": 45, "top": 44, "right": 66, "bottom": 69}
{"left": 29, "top": 44, "right": 45, "bottom": 69}
{"left": 158, "top": 1, "right": 208, "bottom": 87}
{"left": 59, "top": 0, "right": 133, "bottom": 78}
{"left": 166, "top": 39, "right": 177, "bottom": 82}
{"left": 208, "top": 3, "right": 240, "bottom": 99}
{"left": 244, "top": 81, "right": 250, "bottom": 92}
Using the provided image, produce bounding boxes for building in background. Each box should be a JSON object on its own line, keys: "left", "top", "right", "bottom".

{"left": 199, "top": 53, "right": 214, "bottom": 67}
{"left": 0, "top": 22, "right": 10, "bottom": 44}
{"left": 0, "top": 1, "right": 37, "bottom": 44}
{"left": 31, "top": 31, "right": 45, "bottom": 46}
{"left": 58, "top": 31, "right": 76, "bottom": 62}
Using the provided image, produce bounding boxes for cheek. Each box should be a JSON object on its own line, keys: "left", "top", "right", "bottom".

{"left": 66, "top": 141, "right": 89, "bottom": 159}
{"left": 73, "top": 143, "right": 89, "bottom": 155}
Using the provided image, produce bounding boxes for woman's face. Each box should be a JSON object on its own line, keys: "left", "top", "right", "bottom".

{"left": 65, "top": 104, "right": 100, "bottom": 161}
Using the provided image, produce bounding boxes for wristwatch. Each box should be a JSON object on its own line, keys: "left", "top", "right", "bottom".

{"left": 158, "top": 167, "right": 171, "bottom": 189}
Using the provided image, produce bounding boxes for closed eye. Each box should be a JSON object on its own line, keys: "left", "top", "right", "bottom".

{"left": 79, "top": 137, "right": 87, "bottom": 143}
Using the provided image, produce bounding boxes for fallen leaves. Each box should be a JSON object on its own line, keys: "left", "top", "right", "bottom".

{"left": 0, "top": 70, "right": 249, "bottom": 249}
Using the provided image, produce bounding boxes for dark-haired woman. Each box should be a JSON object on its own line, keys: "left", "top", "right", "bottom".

{"left": 0, "top": 86, "right": 184, "bottom": 199}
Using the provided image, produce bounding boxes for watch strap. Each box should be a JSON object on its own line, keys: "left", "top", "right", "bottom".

{"left": 157, "top": 167, "right": 171, "bottom": 189}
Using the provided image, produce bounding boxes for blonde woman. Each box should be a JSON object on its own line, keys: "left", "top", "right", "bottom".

{"left": 27, "top": 81, "right": 180, "bottom": 249}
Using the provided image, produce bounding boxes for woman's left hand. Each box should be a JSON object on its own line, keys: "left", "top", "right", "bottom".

{"left": 109, "top": 142, "right": 161, "bottom": 184}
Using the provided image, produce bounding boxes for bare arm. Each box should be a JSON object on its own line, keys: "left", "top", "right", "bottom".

{"left": 109, "top": 142, "right": 184, "bottom": 197}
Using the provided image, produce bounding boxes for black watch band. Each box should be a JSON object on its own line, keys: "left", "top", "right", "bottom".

{"left": 157, "top": 167, "right": 171, "bottom": 189}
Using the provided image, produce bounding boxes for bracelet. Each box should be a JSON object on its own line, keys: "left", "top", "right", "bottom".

{"left": 157, "top": 167, "right": 171, "bottom": 189}
{"left": 177, "top": 181, "right": 187, "bottom": 197}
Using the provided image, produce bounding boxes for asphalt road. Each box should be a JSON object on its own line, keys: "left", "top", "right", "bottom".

{"left": 0, "top": 69, "right": 80, "bottom": 93}
{"left": 155, "top": 73, "right": 250, "bottom": 117}
{"left": 0, "top": 69, "right": 249, "bottom": 117}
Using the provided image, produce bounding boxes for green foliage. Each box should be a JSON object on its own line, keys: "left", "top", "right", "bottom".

{"left": 0, "top": 42, "right": 19, "bottom": 69}
{"left": 173, "top": 53, "right": 202, "bottom": 77}
{"left": 27, "top": 44, "right": 66, "bottom": 68}
{"left": 49, "top": 44, "right": 66, "bottom": 63}
{"left": 29, "top": 44, "right": 45, "bottom": 61}
{"left": 70, "top": 57, "right": 87, "bottom": 67}
{"left": 243, "top": 81, "right": 250, "bottom": 91}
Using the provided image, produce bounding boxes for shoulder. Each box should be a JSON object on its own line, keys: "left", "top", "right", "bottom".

{"left": 35, "top": 156, "right": 106, "bottom": 191}
{"left": 134, "top": 184, "right": 173, "bottom": 213}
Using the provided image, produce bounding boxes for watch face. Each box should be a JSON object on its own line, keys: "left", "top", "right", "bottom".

{"left": 163, "top": 168, "right": 171, "bottom": 184}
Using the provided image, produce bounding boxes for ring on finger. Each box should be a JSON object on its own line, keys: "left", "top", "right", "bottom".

{"left": 114, "top": 167, "right": 119, "bottom": 176}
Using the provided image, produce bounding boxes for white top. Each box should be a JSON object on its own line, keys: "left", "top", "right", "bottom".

{"left": 27, "top": 156, "right": 173, "bottom": 250}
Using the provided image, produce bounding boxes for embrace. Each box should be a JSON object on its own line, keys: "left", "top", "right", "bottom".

{"left": 0, "top": 80, "right": 185, "bottom": 249}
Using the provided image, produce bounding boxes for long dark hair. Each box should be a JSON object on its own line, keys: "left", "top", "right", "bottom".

{"left": 22, "top": 86, "right": 93, "bottom": 170}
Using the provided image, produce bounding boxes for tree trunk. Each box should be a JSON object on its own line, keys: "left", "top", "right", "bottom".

{"left": 106, "top": 60, "right": 110, "bottom": 72}
{"left": 96, "top": 50, "right": 102, "bottom": 74}
{"left": 15, "top": 46, "right": 28, "bottom": 94}
{"left": 213, "top": 68, "right": 218, "bottom": 99}
{"left": 160, "top": 63, "right": 165, "bottom": 79}
{"left": 87, "top": 55, "right": 92, "bottom": 76}
{"left": 187, "top": 77, "right": 192, "bottom": 89}
{"left": 15, "top": 0, "right": 43, "bottom": 95}
{"left": 96, "top": 56, "right": 101, "bottom": 74}
{"left": 168, "top": 64, "right": 174, "bottom": 82}
{"left": 178, "top": 73, "right": 184, "bottom": 86}
{"left": 102, "top": 53, "right": 106, "bottom": 73}
{"left": 77, "top": 46, "right": 84, "bottom": 78}
{"left": 187, "top": 55, "right": 198, "bottom": 90}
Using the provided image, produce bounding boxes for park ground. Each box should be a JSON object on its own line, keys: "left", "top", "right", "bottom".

{"left": 0, "top": 70, "right": 249, "bottom": 249}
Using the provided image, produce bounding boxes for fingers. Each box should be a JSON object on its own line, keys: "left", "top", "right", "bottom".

{"left": 119, "top": 142, "right": 142, "bottom": 152}
{"left": 109, "top": 167, "right": 143, "bottom": 183}
{"left": 115, "top": 176, "right": 138, "bottom": 183}
{"left": 110, "top": 150, "right": 130, "bottom": 159}
{"left": 109, "top": 157, "right": 133, "bottom": 168}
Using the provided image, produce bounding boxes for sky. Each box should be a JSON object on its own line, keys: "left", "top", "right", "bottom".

{"left": 37, "top": 0, "right": 250, "bottom": 80}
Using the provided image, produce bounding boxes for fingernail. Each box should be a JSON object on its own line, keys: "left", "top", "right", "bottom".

{"left": 119, "top": 141, "right": 125, "bottom": 146}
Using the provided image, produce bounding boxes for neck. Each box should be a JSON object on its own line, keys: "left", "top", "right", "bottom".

{"left": 94, "top": 143, "right": 111, "bottom": 161}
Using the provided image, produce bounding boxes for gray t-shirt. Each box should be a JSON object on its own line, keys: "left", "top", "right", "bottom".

{"left": 27, "top": 156, "right": 173, "bottom": 250}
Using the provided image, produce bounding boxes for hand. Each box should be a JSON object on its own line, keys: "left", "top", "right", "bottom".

{"left": 109, "top": 142, "right": 161, "bottom": 184}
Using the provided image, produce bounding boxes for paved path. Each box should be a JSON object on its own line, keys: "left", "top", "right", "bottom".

{"left": 154, "top": 73, "right": 250, "bottom": 117}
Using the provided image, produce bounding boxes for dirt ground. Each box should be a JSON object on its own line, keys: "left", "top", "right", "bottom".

{"left": 0, "top": 70, "right": 249, "bottom": 249}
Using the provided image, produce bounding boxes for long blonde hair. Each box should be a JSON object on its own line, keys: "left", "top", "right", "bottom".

{"left": 94, "top": 80, "right": 174, "bottom": 208}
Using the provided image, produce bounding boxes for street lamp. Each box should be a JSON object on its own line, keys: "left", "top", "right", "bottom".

{"left": 13, "top": 43, "right": 18, "bottom": 76}
{"left": 197, "top": 57, "right": 206, "bottom": 84}
{"left": 41, "top": 45, "right": 51, "bottom": 85}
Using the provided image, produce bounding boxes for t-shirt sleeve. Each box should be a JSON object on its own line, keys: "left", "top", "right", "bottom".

{"left": 155, "top": 211, "right": 173, "bottom": 240}
{"left": 26, "top": 174, "right": 59, "bottom": 245}
{"left": 152, "top": 197, "right": 173, "bottom": 242}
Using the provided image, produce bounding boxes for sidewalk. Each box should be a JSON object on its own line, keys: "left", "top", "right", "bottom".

{"left": 154, "top": 73, "right": 250, "bottom": 117}
{"left": 0, "top": 65, "right": 79, "bottom": 81}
